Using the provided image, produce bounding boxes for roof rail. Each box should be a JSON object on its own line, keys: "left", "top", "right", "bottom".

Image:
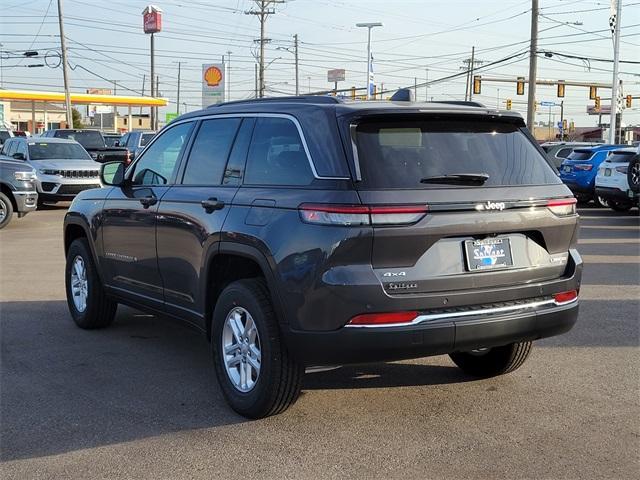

{"left": 434, "top": 100, "right": 486, "bottom": 108}
{"left": 207, "top": 95, "right": 343, "bottom": 109}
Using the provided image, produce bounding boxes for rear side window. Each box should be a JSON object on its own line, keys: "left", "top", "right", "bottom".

{"left": 244, "top": 117, "right": 314, "bottom": 186}
{"left": 354, "top": 119, "right": 560, "bottom": 189}
{"left": 568, "top": 150, "right": 594, "bottom": 161}
{"left": 182, "top": 118, "right": 240, "bottom": 185}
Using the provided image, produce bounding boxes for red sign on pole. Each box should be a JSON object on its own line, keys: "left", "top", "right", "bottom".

{"left": 142, "top": 5, "right": 162, "bottom": 34}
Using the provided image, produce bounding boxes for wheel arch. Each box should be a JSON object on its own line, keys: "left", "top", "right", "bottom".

{"left": 63, "top": 218, "right": 106, "bottom": 284}
{"left": 0, "top": 183, "right": 17, "bottom": 211}
{"left": 203, "top": 242, "right": 287, "bottom": 341}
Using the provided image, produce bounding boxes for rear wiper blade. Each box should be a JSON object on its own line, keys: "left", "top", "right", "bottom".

{"left": 420, "top": 173, "right": 490, "bottom": 186}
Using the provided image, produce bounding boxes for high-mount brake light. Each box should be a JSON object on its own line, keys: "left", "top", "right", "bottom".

{"left": 348, "top": 311, "right": 419, "bottom": 326}
{"left": 547, "top": 198, "right": 577, "bottom": 216}
{"left": 298, "top": 204, "right": 429, "bottom": 226}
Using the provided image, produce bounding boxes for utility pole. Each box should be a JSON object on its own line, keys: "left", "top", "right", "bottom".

{"left": 425, "top": 67, "right": 428, "bottom": 102}
{"left": 140, "top": 73, "right": 145, "bottom": 115}
{"left": 294, "top": 34, "right": 299, "bottom": 95}
{"left": 414, "top": 77, "right": 417, "bottom": 99}
{"left": 176, "top": 61, "right": 181, "bottom": 116}
{"left": 356, "top": 22, "right": 383, "bottom": 100}
{"left": 461, "top": 49, "right": 482, "bottom": 102}
{"left": 526, "top": 0, "right": 539, "bottom": 129}
{"left": 468, "top": 46, "right": 476, "bottom": 100}
{"left": 245, "top": 0, "right": 284, "bottom": 98}
{"left": 150, "top": 32, "right": 155, "bottom": 130}
{"left": 56, "top": 0, "right": 73, "bottom": 128}
{"left": 226, "top": 51, "right": 232, "bottom": 101}
{"left": 609, "top": 0, "right": 622, "bottom": 144}
{"left": 254, "top": 63, "right": 258, "bottom": 98}
{"left": 560, "top": 100, "right": 564, "bottom": 140}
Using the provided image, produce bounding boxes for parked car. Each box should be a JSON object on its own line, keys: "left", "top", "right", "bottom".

{"left": 103, "top": 133, "right": 122, "bottom": 147}
{"left": 594, "top": 147, "right": 639, "bottom": 212}
{"left": 40, "top": 129, "right": 128, "bottom": 163}
{"left": 0, "top": 155, "right": 38, "bottom": 229}
{"left": 64, "top": 95, "right": 582, "bottom": 418}
{"left": 559, "top": 144, "right": 627, "bottom": 206}
{"left": 1, "top": 137, "right": 102, "bottom": 205}
{"left": 116, "top": 130, "right": 156, "bottom": 161}
{"left": 0, "top": 129, "right": 14, "bottom": 147}
{"left": 540, "top": 141, "right": 600, "bottom": 169}
{"left": 628, "top": 150, "right": 640, "bottom": 201}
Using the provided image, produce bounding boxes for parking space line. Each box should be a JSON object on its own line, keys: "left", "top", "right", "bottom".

{"left": 579, "top": 238, "right": 639, "bottom": 244}
{"left": 582, "top": 255, "right": 640, "bottom": 264}
{"left": 580, "top": 225, "right": 640, "bottom": 231}
{"left": 579, "top": 284, "right": 640, "bottom": 301}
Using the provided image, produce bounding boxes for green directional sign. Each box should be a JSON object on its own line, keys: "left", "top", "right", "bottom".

{"left": 165, "top": 112, "right": 178, "bottom": 123}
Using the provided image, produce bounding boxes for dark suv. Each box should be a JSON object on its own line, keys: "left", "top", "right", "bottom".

{"left": 63, "top": 96, "right": 582, "bottom": 418}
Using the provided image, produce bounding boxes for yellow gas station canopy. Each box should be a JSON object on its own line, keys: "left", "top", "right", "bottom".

{"left": 0, "top": 89, "right": 167, "bottom": 107}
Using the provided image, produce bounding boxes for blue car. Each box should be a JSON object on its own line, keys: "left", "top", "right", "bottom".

{"left": 559, "top": 144, "right": 627, "bottom": 206}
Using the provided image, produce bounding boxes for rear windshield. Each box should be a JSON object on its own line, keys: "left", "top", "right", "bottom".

{"left": 140, "top": 133, "right": 155, "bottom": 146}
{"left": 354, "top": 119, "right": 559, "bottom": 188}
{"left": 54, "top": 130, "right": 104, "bottom": 149}
{"left": 28, "top": 142, "right": 91, "bottom": 160}
{"left": 606, "top": 152, "right": 636, "bottom": 163}
{"left": 567, "top": 150, "right": 594, "bottom": 161}
{"left": 103, "top": 136, "right": 121, "bottom": 147}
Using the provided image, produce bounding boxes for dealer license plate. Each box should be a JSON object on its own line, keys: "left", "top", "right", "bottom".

{"left": 465, "top": 237, "right": 513, "bottom": 271}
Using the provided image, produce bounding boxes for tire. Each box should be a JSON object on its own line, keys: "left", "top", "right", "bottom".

{"left": 211, "top": 278, "right": 303, "bottom": 418}
{"left": 609, "top": 201, "right": 632, "bottom": 212}
{"left": 449, "top": 341, "right": 532, "bottom": 378}
{"left": 575, "top": 193, "right": 591, "bottom": 206}
{"left": 0, "top": 192, "right": 14, "bottom": 229}
{"left": 594, "top": 195, "right": 609, "bottom": 208}
{"left": 65, "top": 238, "right": 117, "bottom": 329}
{"left": 628, "top": 155, "right": 640, "bottom": 194}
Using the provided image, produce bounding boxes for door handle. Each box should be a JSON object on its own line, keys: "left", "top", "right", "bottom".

{"left": 139, "top": 196, "right": 157, "bottom": 208}
{"left": 201, "top": 197, "right": 225, "bottom": 213}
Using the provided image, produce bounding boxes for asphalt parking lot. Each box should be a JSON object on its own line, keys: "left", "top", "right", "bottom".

{"left": 1, "top": 205, "right": 638, "bottom": 479}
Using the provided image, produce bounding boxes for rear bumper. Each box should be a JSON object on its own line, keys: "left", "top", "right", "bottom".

{"left": 286, "top": 301, "right": 578, "bottom": 365}
{"left": 563, "top": 180, "right": 593, "bottom": 195}
{"left": 595, "top": 186, "right": 633, "bottom": 203}
{"left": 284, "top": 248, "right": 583, "bottom": 365}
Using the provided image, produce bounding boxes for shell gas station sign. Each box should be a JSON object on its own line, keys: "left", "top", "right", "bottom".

{"left": 202, "top": 64, "right": 225, "bottom": 107}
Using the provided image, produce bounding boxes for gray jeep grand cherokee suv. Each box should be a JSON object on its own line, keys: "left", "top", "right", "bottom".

{"left": 63, "top": 96, "right": 582, "bottom": 418}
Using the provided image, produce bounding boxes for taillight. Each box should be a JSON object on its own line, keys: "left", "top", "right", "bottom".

{"left": 573, "top": 164, "right": 593, "bottom": 171}
{"left": 547, "top": 198, "right": 577, "bottom": 216}
{"left": 298, "top": 204, "right": 428, "bottom": 226}
{"left": 125, "top": 150, "right": 132, "bottom": 165}
{"left": 615, "top": 166, "right": 628, "bottom": 174}
{"left": 348, "top": 311, "right": 419, "bottom": 326}
{"left": 553, "top": 290, "right": 578, "bottom": 305}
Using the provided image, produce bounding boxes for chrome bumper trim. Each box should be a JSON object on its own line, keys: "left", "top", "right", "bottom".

{"left": 345, "top": 297, "right": 578, "bottom": 329}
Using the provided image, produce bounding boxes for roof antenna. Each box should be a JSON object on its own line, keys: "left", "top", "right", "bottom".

{"left": 390, "top": 88, "right": 414, "bottom": 102}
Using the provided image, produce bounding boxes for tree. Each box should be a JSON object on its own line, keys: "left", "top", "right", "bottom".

{"left": 71, "top": 108, "right": 85, "bottom": 128}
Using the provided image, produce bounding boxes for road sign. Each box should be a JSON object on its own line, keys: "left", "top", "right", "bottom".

{"left": 327, "top": 69, "right": 345, "bottom": 83}
{"left": 202, "top": 63, "right": 225, "bottom": 107}
{"left": 540, "top": 101, "right": 556, "bottom": 107}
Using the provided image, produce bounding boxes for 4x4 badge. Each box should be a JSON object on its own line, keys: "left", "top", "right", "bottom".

{"left": 383, "top": 271, "right": 406, "bottom": 277}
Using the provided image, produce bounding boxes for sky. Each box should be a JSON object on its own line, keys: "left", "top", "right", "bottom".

{"left": 1, "top": 0, "right": 639, "bottom": 127}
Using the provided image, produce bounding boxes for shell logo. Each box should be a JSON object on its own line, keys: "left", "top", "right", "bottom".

{"left": 204, "top": 66, "right": 223, "bottom": 87}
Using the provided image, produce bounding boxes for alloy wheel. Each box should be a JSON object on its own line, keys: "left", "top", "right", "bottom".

{"left": 222, "top": 306, "right": 262, "bottom": 392}
{"left": 70, "top": 255, "right": 89, "bottom": 313}
{"left": 0, "top": 198, "right": 6, "bottom": 223}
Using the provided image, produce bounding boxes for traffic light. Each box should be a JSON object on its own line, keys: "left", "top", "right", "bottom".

{"left": 595, "top": 96, "right": 601, "bottom": 112}
{"left": 626, "top": 95, "right": 632, "bottom": 108}
{"left": 557, "top": 81, "right": 565, "bottom": 98}
{"left": 473, "top": 75, "right": 481, "bottom": 95}
{"left": 506, "top": 99, "right": 512, "bottom": 110}
{"left": 516, "top": 77, "right": 525, "bottom": 95}
{"left": 562, "top": 119, "right": 568, "bottom": 131}
{"left": 589, "top": 86, "right": 597, "bottom": 100}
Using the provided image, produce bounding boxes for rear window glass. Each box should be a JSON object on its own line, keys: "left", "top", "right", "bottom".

{"left": 28, "top": 142, "right": 91, "bottom": 160}
{"left": 354, "top": 119, "right": 560, "bottom": 189}
{"left": 140, "top": 133, "right": 155, "bottom": 146}
{"left": 568, "top": 150, "right": 594, "bottom": 161}
{"left": 54, "top": 130, "right": 104, "bottom": 150}
{"left": 556, "top": 147, "right": 573, "bottom": 158}
{"left": 607, "top": 152, "right": 636, "bottom": 163}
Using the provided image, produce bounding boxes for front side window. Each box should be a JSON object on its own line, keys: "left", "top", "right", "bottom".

{"left": 15, "top": 141, "right": 28, "bottom": 158}
{"left": 182, "top": 118, "right": 240, "bottom": 185}
{"left": 244, "top": 117, "right": 314, "bottom": 186}
{"left": 131, "top": 122, "right": 194, "bottom": 186}
{"left": 354, "top": 118, "right": 560, "bottom": 189}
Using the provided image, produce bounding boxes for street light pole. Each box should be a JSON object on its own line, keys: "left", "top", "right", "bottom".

{"left": 609, "top": 0, "right": 622, "bottom": 144}
{"left": 56, "top": 0, "right": 73, "bottom": 128}
{"left": 176, "top": 61, "right": 181, "bottom": 116}
{"left": 294, "top": 34, "right": 299, "bottom": 96}
{"left": 356, "top": 22, "right": 383, "bottom": 100}
{"left": 526, "top": 0, "right": 538, "bottom": 130}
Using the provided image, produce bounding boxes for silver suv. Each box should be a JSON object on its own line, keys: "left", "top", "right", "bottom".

{"left": 1, "top": 137, "right": 102, "bottom": 204}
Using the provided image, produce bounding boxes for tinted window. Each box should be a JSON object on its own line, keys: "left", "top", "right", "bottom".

{"left": 140, "top": 133, "right": 155, "bottom": 147}
{"left": 15, "top": 141, "right": 28, "bottom": 158}
{"left": 54, "top": 130, "right": 104, "bottom": 149}
{"left": 182, "top": 118, "right": 240, "bottom": 185}
{"left": 244, "top": 117, "right": 313, "bottom": 186}
{"left": 28, "top": 142, "right": 92, "bottom": 160}
{"left": 131, "top": 122, "right": 194, "bottom": 186}
{"left": 0, "top": 139, "right": 11, "bottom": 155}
{"left": 568, "top": 150, "right": 594, "bottom": 161}
{"left": 556, "top": 148, "right": 573, "bottom": 158}
{"left": 607, "top": 152, "right": 635, "bottom": 163}
{"left": 0, "top": 131, "right": 10, "bottom": 143}
{"left": 354, "top": 119, "right": 560, "bottom": 188}
{"left": 119, "top": 133, "right": 130, "bottom": 147}
{"left": 103, "top": 135, "right": 121, "bottom": 147}
{"left": 6, "top": 140, "right": 17, "bottom": 156}
{"left": 224, "top": 118, "right": 255, "bottom": 185}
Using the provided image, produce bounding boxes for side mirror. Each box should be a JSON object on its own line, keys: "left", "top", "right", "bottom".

{"left": 12, "top": 152, "right": 25, "bottom": 161}
{"left": 101, "top": 161, "right": 125, "bottom": 187}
